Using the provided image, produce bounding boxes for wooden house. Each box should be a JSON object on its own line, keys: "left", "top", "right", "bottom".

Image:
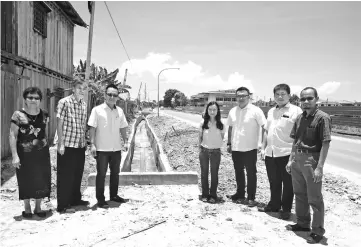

{"left": 1, "top": 1, "right": 87, "bottom": 158}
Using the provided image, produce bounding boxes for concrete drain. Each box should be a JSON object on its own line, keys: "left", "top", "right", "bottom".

{"left": 88, "top": 115, "right": 198, "bottom": 186}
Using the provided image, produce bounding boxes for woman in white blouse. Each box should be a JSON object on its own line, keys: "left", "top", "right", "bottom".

{"left": 199, "top": 101, "right": 225, "bottom": 203}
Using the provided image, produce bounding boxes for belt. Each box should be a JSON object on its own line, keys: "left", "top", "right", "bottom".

{"left": 201, "top": 146, "right": 220, "bottom": 151}
{"left": 296, "top": 149, "right": 315, "bottom": 154}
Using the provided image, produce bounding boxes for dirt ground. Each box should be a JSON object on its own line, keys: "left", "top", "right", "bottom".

{"left": 1, "top": 114, "right": 361, "bottom": 247}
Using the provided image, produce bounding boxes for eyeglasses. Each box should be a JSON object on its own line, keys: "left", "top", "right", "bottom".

{"left": 300, "top": 96, "right": 315, "bottom": 102}
{"left": 106, "top": 93, "right": 118, "bottom": 98}
{"left": 236, "top": 94, "right": 249, "bottom": 98}
{"left": 26, "top": 96, "right": 40, "bottom": 101}
{"left": 275, "top": 93, "right": 288, "bottom": 98}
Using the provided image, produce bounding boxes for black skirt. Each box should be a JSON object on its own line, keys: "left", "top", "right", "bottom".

{"left": 16, "top": 146, "right": 51, "bottom": 200}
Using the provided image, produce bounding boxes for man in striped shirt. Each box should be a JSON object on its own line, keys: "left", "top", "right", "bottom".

{"left": 56, "top": 79, "right": 89, "bottom": 213}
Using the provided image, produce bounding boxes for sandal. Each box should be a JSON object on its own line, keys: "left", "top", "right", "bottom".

{"left": 286, "top": 223, "right": 311, "bottom": 232}
{"left": 22, "top": 211, "right": 33, "bottom": 219}
{"left": 34, "top": 211, "right": 47, "bottom": 218}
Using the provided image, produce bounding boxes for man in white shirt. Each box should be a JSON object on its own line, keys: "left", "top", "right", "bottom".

{"left": 259, "top": 84, "right": 303, "bottom": 220}
{"left": 88, "top": 84, "right": 129, "bottom": 208}
{"left": 226, "top": 87, "right": 267, "bottom": 207}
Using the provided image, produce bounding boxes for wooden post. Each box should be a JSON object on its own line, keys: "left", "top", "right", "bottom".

{"left": 84, "top": 1, "right": 95, "bottom": 112}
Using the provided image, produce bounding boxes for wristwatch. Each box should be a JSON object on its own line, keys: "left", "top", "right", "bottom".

{"left": 227, "top": 143, "right": 231, "bottom": 146}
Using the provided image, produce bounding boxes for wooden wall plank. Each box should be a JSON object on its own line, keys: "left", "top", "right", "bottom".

{"left": 15, "top": 1, "right": 75, "bottom": 75}
{"left": 13, "top": 1, "right": 18, "bottom": 55}
{"left": 1, "top": 67, "right": 72, "bottom": 158}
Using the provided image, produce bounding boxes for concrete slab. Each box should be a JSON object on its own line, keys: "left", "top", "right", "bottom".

{"left": 88, "top": 172, "right": 198, "bottom": 186}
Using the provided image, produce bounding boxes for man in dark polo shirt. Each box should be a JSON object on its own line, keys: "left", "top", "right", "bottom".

{"left": 285, "top": 87, "right": 331, "bottom": 244}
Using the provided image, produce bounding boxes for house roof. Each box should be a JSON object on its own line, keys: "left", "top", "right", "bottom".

{"left": 55, "top": 2, "right": 87, "bottom": 27}
{"left": 338, "top": 100, "right": 354, "bottom": 104}
{"left": 317, "top": 100, "right": 339, "bottom": 104}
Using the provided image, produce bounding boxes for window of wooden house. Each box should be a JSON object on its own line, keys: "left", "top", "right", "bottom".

{"left": 33, "top": 2, "right": 51, "bottom": 38}
{"left": 54, "top": 87, "right": 65, "bottom": 112}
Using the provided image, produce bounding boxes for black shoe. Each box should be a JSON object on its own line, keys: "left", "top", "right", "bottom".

{"left": 306, "top": 233, "right": 323, "bottom": 244}
{"left": 22, "top": 211, "right": 33, "bottom": 219}
{"left": 286, "top": 223, "right": 311, "bottom": 232}
{"left": 110, "top": 195, "right": 129, "bottom": 203}
{"left": 280, "top": 210, "right": 291, "bottom": 220}
{"left": 71, "top": 200, "right": 90, "bottom": 206}
{"left": 57, "top": 206, "right": 75, "bottom": 214}
{"left": 226, "top": 193, "right": 242, "bottom": 201}
{"left": 34, "top": 210, "right": 47, "bottom": 218}
{"left": 235, "top": 198, "right": 248, "bottom": 205}
{"left": 97, "top": 201, "right": 109, "bottom": 208}
{"left": 258, "top": 206, "right": 279, "bottom": 212}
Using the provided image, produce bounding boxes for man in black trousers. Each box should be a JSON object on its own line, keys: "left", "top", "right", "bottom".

{"left": 56, "top": 79, "right": 89, "bottom": 213}
{"left": 88, "top": 84, "right": 129, "bottom": 208}
{"left": 259, "top": 84, "right": 302, "bottom": 219}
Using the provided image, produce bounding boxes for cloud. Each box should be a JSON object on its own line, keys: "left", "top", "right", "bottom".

{"left": 288, "top": 82, "right": 341, "bottom": 98}
{"left": 290, "top": 85, "right": 303, "bottom": 96}
{"left": 317, "top": 81, "right": 341, "bottom": 96}
{"left": 118, "top": 52, "right": 254, "bottom": 96}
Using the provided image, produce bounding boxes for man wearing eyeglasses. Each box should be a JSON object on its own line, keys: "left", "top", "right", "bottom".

{"left": 226, "top": 86, "right": 266, "bottom": 207}
{"left": 285, "top": 87, "right": 331, "bottom": 244}
{"left": 258, "top": 84, "right": 302, "bottom": 220}
{"left": 88, "top": 84, "right": 129, "bottom": 208}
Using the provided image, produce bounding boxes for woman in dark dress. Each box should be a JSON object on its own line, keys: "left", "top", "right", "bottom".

{"left": 9, "top": 87, "right": 51, "bottom": 218}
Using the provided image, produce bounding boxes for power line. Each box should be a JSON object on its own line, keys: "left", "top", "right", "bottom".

{"left": 104, "top": 1, "right": 133, "bottom": 67}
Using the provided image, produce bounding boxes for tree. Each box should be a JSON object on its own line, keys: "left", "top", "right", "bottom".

{"left": 290, "top": 94, "right": 299, "bottom": 105}
{"left": 163, "top": 89, "right": 179, "bottom": 107}
{"left": 73, "top": 59, "right": 130, "bottom": 108}
{"left": 174, "top": 92, "right": 188, "bottom": 106}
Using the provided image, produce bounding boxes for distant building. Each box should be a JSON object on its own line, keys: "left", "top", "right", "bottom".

{"left": 338, "top": 100, "right": 355, "bottom": 106}
{"left": 190, "top": 89, "right": 265, "bottom": 107}
{"left": 354, "top": 102, "right": 361, "bottom": 107}
{"left": 190, "top": 89, "right": 237, "bottom": 107}
{"left": 317, "top": 100, "right": 340, "bottom": 107}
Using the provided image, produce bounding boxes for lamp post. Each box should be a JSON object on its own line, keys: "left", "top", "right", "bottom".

{"left": 157, "top": 67, "right": 180, "bottom": 117}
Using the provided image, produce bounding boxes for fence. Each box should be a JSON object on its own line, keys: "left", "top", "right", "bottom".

{"left": 182, "top": 105, "right": 361, "bottom": 128}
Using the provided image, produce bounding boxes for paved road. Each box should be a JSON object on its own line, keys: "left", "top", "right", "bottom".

{"left": 161, "top": 109, "right": 361, "bottom": 176}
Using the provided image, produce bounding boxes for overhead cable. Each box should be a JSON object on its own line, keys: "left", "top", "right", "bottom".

{"left": 104, "top": 1, "right": 133, "bottom": 67}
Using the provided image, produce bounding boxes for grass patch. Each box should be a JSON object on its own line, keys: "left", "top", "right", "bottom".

{"left": 332, "top": 124, "right": 361, "bottom": 136}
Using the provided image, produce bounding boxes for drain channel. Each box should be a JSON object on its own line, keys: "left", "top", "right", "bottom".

{"left": 131, "top": 120, "right": 157, "bottom": 172}
{"left": 87, "top": 115, "right": 198, "bottom": 186}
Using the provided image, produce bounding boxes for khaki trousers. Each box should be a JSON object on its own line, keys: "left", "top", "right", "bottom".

{"left": 291, "top": 151, "right": 325, "bottom": 236}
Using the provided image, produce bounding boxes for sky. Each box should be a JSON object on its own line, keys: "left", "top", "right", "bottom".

{"left": 70, "top": 1, "right": 361, "bottom": 102}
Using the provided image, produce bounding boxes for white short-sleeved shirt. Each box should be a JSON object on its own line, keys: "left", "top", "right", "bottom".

{"left": 227, "top": 103, "right": 266, "bottom": 152}
{"left": 87, "top": 103, "right": 128, "bottom": 152}
{"left": 200, "top": 121, "right": 225, "bottom": 149}
{"left": 265, "top": 103, "right": 303, "bottom": 157}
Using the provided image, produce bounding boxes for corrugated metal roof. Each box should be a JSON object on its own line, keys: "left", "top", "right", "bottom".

{"left": 55, "top": 1, "right": 87, "bottom": 27}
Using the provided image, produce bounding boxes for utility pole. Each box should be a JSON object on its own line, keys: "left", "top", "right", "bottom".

{"left": 144, "top": 82, "right": 147, "bottom": 105}
{"left": 53, "top": 2, "right": 95, "bottom": 145}
{"left": 84, "top": 1, "right": 96, "bottom": 113}
{"left": 123, "top": 69, "right": 128, "bottom": 114}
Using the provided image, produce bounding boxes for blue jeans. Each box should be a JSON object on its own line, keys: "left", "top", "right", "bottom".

{"left": 199, "top": 146, "right": 221, "bottom": 198}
